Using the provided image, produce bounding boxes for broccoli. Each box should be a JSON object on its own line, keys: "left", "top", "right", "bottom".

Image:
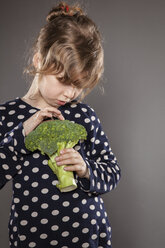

{"left": 24, "top": 119, "right": 87, "bottom": 192}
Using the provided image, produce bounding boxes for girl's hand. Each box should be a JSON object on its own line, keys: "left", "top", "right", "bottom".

{"left": 55, "top": 148, "right": 89, "bottom": 179}
{"left": 23, "top": 106, "right": 65, "bottom": 136}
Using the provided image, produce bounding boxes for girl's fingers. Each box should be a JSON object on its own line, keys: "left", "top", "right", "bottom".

{"left": 45, "top": 107, "right": 65, "bottom": 120}
{"left": 56, "top": 156, "right": 78, "bottom": 165}
{"left": 37, "top": 107, "right": 65, "bottom": 121}
{"left": 55, "top": 149, "right": 77, "bottom": 163}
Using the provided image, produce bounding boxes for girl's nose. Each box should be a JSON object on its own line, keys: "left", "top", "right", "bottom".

{"left": 63, "top": 85, "right": 75, "bottom": 100}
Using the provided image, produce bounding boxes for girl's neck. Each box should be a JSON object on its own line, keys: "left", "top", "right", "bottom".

{"left": 22, "top": 77, "right": 50, "bottom": 109}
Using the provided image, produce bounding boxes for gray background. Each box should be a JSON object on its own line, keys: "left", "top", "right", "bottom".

{"left": 0, "top": 0, "right": 165, "bottom": 247}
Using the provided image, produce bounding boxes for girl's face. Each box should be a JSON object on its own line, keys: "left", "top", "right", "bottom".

{"left": 38, "top": 74, "right": 83, "bottom": 108}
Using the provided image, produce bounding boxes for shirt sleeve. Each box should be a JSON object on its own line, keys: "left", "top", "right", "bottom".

{"left": 76, "top": 106, "right": 121, "bottom": 196}
{"left": 0, "top": 115, "right": 30, "bottom": 190}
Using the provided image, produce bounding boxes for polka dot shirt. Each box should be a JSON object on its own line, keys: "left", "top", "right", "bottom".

{"left": 0, "top": 97, "right": 121, "bottom": 248}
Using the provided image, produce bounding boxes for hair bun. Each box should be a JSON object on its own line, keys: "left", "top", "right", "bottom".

{"left": 46, "top": 1, "right": 84, "bottom": 23}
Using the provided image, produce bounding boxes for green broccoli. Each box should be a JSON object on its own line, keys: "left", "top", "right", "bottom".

{"left": 24, "top": 119, "right": 87, "bottom": 192}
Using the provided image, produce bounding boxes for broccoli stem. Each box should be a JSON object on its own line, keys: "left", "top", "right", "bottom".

{"left": 47, "top": 141, "right": 78, "bottom": 192}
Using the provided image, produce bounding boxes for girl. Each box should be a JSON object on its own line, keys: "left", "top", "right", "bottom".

{"left": 0, "top": 1, "right": 121, "bottom": 248}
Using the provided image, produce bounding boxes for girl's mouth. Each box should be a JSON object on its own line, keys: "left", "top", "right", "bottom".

{"left": 57, "top": 100, "right": 66, "bottom": 105}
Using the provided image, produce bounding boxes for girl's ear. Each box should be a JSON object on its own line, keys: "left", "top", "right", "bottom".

{"left": 33, "top": 52, "right": 42, "bottom": 69}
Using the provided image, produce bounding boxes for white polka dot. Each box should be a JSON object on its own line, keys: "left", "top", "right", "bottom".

{"left": 20, "top": 220, "right": 28, "bottom": 226}
{"left": 31, "top": 212, "right": 38, "bottom": 217}
{"left": 73, "top": 207, "right": 79, "bottom": 213}
{"left": 2, "top": 164, "right": 9, "bottom": 170}
{"left": 7, "top": 122, "right": 14, "bottom": 127}
{"left": 32, "top": 197, "right": 38, "bottom": 202}
{"left": 12, "top": 155, "right": 17, "bottom": 161}
{"left": 33, "top": 153, "right": 40, "bottom": 159}
{"left": 101, "top": 150, "right": 106, "bottom": 155}
{"left": 32, "top": 167, "right": 39, "bottom": 173}
{"left": 42, "top": 160, "right": 48, "bottom": 165}
{"left": 89, "top": 205, "right": 95, "bottom": 210}
{"left": 50, "top": 240, "right": 58, "bottom": 245}
{"left": 75, "top": 113, "right": 81, "bottom": 118}
{"left": 52, "top": 194, "right": 59, "bottom": 200}
{"left": 84, "top": 118, "right": 90, "bottom": 123}
{"left": 19, "top": 104, "right": 26, "bottom": 109}
{"left": 31, "top": 182, "right": 38, "bottom": 188}
{"left": 41, "top": 203, "right": 48, "bottom": 209}
{"left": 91, "top": 219, "right": 96, "bottom": 225}
{"left": 3, "top": 138, "right": 9, "bottom": 143}
{"left": 62, "top": 231, "right": 69, "bottom": 237}
{"left": 0, "top": 106, "right": 6, "bottom": 110}
{"left": 52, "top": 210, "right": 59, "bottom": 216}
{"left": 107, "top": 167, "right": 112, "bottom": 173}
{"left": 17, "top": 115, "right": 25, "bottom": 119}
{"left": 92, "top": 149, "right": 96, "bottom": 155}
{"left": 19, "top": 235, "right": 26, "bottom": 241}
{"left": 115, "top": 165, "right": 120, "bottom": 171}
{"left": 14, "top": 198, "right": 20, "bottom": 204}
{"left": 81, "top": 108, "right": 87, "bottom": 112}
{"left": 72, "top": 237, "right": 79, "bottom": 243}
{"left": 41, "top": 218, "right": 48, "bottom": 224}
{"left": 110, "top": 184, "right": 113, "bottom": 191}
{"left": 82, "top": 213, "right": 88, "bottom": 219}
{"left": 9, "top": 110, "right": 15, "bottom": 115}
{"left": 72, "top": 193, "right": 79, "bottom": 198}
{"left": 29, "top": 109, "right": 37, "bottom": 114}
{"left": 82, "top": 228, "right": 89, "bottom": 233}
{"left": 74, "top": 145, "right": 80, "bottom": 151}
{"left": 91, "top": 116, "right": 96, "bottom": 121}
{"left": 30, "top": 227, "right": 37, "bottom": 232}
{"left": 22, "top": 205, "right": 29, "bottom": 211}
{"left": 23, "top": 190, "right": 29, "bottom": 196}
{"left": 16, "top": 165, "right": 21, "bottom": 170}
{"left": 0, "top": 153, "right": 6, "bottom": 159}
{"left": 82, "top": 199, "right": 87, "bottom": 204}
{"left": 40, "top": 233, "right": 47, "bottom": 239}
{"left": 63, "top": 201, "right": 70, "bottom": 207}
{"left": 100, "top": 232, "right": 107, "bottom": 238}
{"left": 52, "top": 180, "right": 58, "bottom": 186}
{"left": 91, "top": 234, "right": 97, "bottom": 240}
{"left": 64, "top": 110, "right": 70, "bottom": 114}
{"left": 15, "top": 183, "right": 21, "bottom": 189}
{"left": 41, "top": 188, "right": 49, "bottom": 194}
{"left": 13, "top": 226, "right": 17, "bottom": 232}
{"left": 107, "top": 240, "right": 111, "bottom": 245}
{"left": 72, "top": 222, "right": 80, "bottom": 228}
{"left": 9, "top": 101, "right": 16, "bottom": 105}
{"left": 23, "top": 161, "right": 29, "bottom": 167}
{"left": 97, "top": 182, "right": 101, "bottom": 189}
{"left": 24, "top": 175, "right": 29, "bottom": 181}
{"left": 82, "top": 243, "right": 89, "bottom": 247}
{"left": 42, "top": 174, "right": 49, "bottom": 179}
{"left": 95, "top": 139, "right": 100, "bottom": 144}
{"left": 91, "top": 125, "right": 94, "bottom": 130}
{"left": 102, "top": 218, "right": 106, "bottom": 224}
{"left": 9, "top": 146, "right": 14, "bottom": 152}
{"left": 70, "top": 103, "right": 77, "bottom": 108}
{"left": 62, "top": 216, "right": 70, "bottom": 222}
{"left": 51, "top": 225, "right": 59, "bottom": 231}
{"left": 97, "top": 211, "right": 101, "bottom": 217}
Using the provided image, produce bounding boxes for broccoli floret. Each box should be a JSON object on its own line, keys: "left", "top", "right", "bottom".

{"left": 24, "top": 119, "right": 87, "bottom": 192}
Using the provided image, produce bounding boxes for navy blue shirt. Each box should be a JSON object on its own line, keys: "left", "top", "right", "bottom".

{"left": 0, "top": 97, "right": 121, "bottom": 248}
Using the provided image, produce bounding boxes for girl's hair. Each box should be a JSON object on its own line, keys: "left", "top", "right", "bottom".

{"left": 24, "top": 1, "right": 104, "bottom": 101}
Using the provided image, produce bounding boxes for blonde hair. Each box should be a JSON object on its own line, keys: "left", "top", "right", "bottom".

{"left": 23, "top": 1, "right": 104, "bottom": 102}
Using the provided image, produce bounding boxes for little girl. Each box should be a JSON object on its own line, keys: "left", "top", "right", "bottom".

{"left": 0, "top": 2, "right": 121, "bottom": 248}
